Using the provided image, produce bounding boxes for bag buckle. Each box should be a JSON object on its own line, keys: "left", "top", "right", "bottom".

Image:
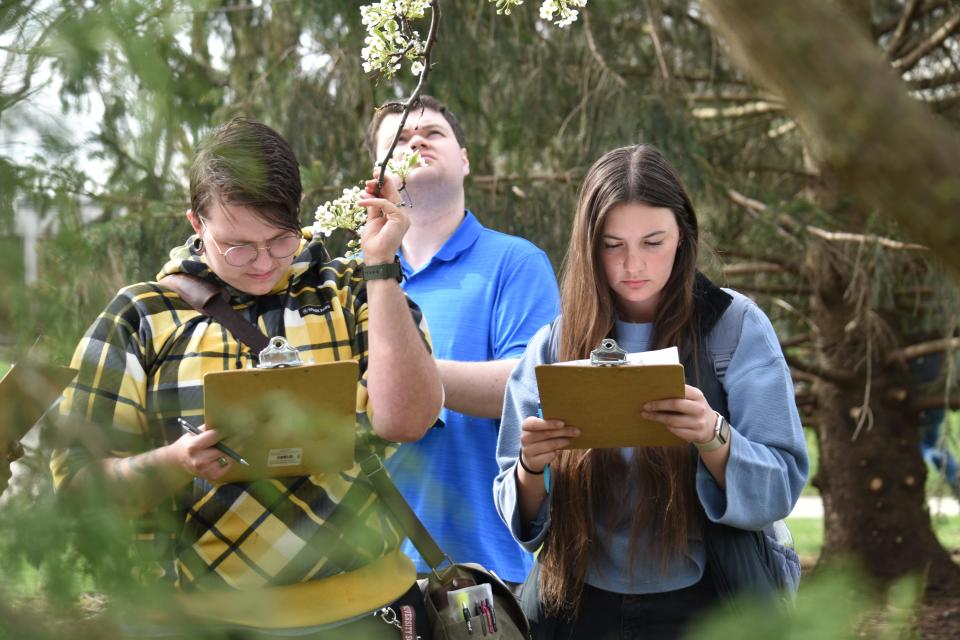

{"left": 431, "top": 555, "right": 458, "bottom": 584}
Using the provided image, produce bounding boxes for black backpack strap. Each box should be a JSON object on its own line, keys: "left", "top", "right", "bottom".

{"left": 160, "top": 273, "right": 270, "bottom": 354}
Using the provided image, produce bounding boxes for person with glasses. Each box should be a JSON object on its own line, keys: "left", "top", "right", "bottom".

{"left": 51, "top": 118, "right": 442, "bottom": 637}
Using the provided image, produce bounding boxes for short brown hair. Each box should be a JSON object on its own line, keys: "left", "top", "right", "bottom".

{"left": 189, "top": 118, "right": 302, "bottom": 233}
{"left": 365, "top": 95, "right": 466, "bottom": 159}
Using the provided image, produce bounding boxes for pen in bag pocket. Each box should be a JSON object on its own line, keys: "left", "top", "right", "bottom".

{"left": 460, "top": 597, "right": 473, "bottom": 635}
{"left": 475, "top": 602, "right": 487, "bottom": 636}
{"left": 484, "top": 598, "right": 498, "bottom": 633}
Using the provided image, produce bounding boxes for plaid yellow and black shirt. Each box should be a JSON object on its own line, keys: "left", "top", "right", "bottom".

{"left": 52, "top": 231, "right": 430, "bottom": 598}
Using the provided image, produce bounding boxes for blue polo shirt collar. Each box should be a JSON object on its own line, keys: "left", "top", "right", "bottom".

{"left": 399, "top": 210, "right": 482, "bottom": 276}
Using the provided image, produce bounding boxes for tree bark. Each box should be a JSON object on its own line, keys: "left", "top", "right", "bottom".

{"left": 807, "top": 240, "right": 958, "bottom": 592}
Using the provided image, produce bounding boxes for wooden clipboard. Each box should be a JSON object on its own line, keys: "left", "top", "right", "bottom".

{"left": 202, "top": 360, "right": 359, "bottom": 482}
{"left": 535, "top": 359, "right": 687, "bottom": 449}
{"left": 0, "top": 363, "right": 77, "bottom": 444}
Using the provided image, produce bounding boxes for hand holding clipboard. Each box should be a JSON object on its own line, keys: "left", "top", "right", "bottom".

{"left": 535, "top": 340, "right": 687, "bottom": 449}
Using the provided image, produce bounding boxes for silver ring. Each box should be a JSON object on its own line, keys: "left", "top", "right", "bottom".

{"left": 217, "top": 456, "right": 228, "bottom": 467}
{"left": 394, "top": 201, "right": 406, "bottom": 208}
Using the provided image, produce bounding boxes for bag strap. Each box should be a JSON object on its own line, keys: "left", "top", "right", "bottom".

{"left": 707, "top": 288, "right": 751, "bottom": 385}
{"left": 358, "top": 454, "right": 456, "bottom": 581}
{"left": 161, "top": 273, "right": 271, "bottom": 354}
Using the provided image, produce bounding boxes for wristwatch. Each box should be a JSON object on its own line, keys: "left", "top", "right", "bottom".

{"left": 362, "top": 257, "right": 403, "bottom": 283}
{"left": 695, "top": 412, "right": 730, "bottom": 452}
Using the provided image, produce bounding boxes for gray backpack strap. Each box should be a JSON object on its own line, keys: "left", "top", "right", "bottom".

{"left": 707, "top": 288, "right": 753, "bottom": 385}
{"left": 546, "top": 316, "right": 563, "bottom": 362}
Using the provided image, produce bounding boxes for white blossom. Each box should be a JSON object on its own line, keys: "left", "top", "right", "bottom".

{"left": 313, "top": 186, "right": 367, "bottom": 244}
{"left": 386, "top": 150, "right": 425, "bottom": 183}
{"left": 360, "top": 0, "right": 431, "bottom": 78}
{"left": 538, "top": 0, "right": 587, "bottom": 27}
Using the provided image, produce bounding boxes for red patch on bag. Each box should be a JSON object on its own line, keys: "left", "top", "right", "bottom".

{"left": 400, "top": 604, "right": 415, "bottom": 640}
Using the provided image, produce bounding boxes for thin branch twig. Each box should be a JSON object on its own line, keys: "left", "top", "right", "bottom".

{"left": 886, "top": 337, "right": 960, "bottom": 364}
{"left": 887, "top": 0, "right": 923, "bottom": 58}
{"left": 375, "top": 0, "right": 442, "bottom": 193}
{"left": 805, "top": 225, "right": 928, "bottom": 251}
{"left": 784, "top": 353, "right": 857, "bottom": 386}
{"left": 582, "top": 8, "right": 626, "bottom": 87}
{"left": 892, "top": 9, "right": 960, "bottom": 72}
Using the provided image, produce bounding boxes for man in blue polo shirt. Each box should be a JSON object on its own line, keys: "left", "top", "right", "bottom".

{"left": 367, "top": 96, "right": 560, "bottom": 585}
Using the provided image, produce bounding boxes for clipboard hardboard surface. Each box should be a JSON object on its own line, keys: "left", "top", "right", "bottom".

{"left": 203, "top": 360, "right": 359, "bottom": 482}
{"left": 0, "top": 363, "right": 77, "bottom": 443}
{"left": 535, "top": 364, "right": 687, "bottom": 449}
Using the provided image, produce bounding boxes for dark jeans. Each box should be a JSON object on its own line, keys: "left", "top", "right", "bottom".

{"left": 527, "top": 570, "right": 719, "bottom": 640}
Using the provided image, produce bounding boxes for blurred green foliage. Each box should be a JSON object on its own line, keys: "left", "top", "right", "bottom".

{"left": 688, "top": 562, "right": 923, "bottom": 640}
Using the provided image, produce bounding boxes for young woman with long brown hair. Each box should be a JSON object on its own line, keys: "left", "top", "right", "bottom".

{"left": 494, "top": 144, "right": 807, "bottom": 639}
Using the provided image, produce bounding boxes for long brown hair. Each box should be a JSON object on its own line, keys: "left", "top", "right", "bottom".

{"left": 540, "top": 145, "right": 702, "bottom": 617}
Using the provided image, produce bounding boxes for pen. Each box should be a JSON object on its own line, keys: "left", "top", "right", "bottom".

{"left": 460, "top": 598, "right": 473, "bottom": 635}
{"left": 479, "top": 600, "right": 493, "bottom": 636}
{"left": 475, "top": 602, "right": 487, "bottom": 636}
{"left": 485, "top": 598, "right": 497, "bottom": 633}
{"left": 177, "top": 418, "right": 250, "bottom": 467}
{"left": 537, "top": 403, "right": 551, "bottom": 494}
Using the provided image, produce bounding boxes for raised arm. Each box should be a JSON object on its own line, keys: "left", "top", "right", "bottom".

{"left": 358, "top": 178, "right": 443, "bottom": 442}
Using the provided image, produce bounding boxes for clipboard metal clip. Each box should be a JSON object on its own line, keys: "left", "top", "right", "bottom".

{"left": 590, "top": 338, "right": 627, "bottom": 367}
{"left": 258, "top": 337, "right": 303, "bottom": 369}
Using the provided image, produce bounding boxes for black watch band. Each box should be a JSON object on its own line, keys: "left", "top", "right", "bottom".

{"left": 362, "top": 257, "right": 403, "bottom": 283}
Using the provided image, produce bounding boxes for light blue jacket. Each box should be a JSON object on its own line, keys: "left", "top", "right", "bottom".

{"left": 493, "top": 292, "right": 808, "bottom": 594}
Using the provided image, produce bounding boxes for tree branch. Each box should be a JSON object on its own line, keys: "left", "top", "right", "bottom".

{"left": 912, "top": 394, "right": 960, "bottom": 411}
{"left": 781, "top": 333, "right": 814, "bottom": 349}
{"left": 874, "top": 0, "right": 949, "bottom": 38}
{"left": 886, "top": 337, "right": 960, "bottom": 365}
{"left": 692, "top": 101, "right": 785, "bottom": 119}
{"left": 719, "top": 248, "right": 800, "bottom": 271}
{"left": 784, "top": 353, "right": 857, "bottom": 386}
{"left": 376, "top": 0, "right": 441, "bottom": 192}
{"left": 721, "top": 261, "right": 786, "bottom": 276}
{"left": 729, "top": 283, "right": 812, "bottom": 297}
{"left": 643, "top": 0, "right": 671, "bottom": 83}
{"left": 726, "top": 188, "right": 804, "bottom": 247}
{"left": 582, "top": 7, "right": 626, "bottom": 87}
{"left": 805, "top": 225, "right": 929, "bottom": 251}
{"left": 891, "top": 10, "right": 960, "bottom": 73}
{"left": 907, "top": 68, "right": 960, "bottom": 91}
{"left": 886, "top": 0, "right": 924, "bottom": 58}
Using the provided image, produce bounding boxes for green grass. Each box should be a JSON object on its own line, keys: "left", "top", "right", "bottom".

{"left": 787, "top": 515, "right": 960, "bottom": 564}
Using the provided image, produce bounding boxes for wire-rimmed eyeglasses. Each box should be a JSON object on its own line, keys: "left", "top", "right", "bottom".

{"left": 198, "top": 216, "right": 301, "bottom": 267}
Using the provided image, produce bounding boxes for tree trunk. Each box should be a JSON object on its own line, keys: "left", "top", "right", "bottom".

{"left": 807, "top": 240, "right": 960, "bottom": 593}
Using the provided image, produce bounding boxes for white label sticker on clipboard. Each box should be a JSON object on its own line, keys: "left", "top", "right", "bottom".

{"left": 267, "top": 448, "right": 303, "bottom": 467}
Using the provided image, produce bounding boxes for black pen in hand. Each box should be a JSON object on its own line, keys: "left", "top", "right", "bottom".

{"left": 177, "top": 418, "right": 250, "bottom": 466}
